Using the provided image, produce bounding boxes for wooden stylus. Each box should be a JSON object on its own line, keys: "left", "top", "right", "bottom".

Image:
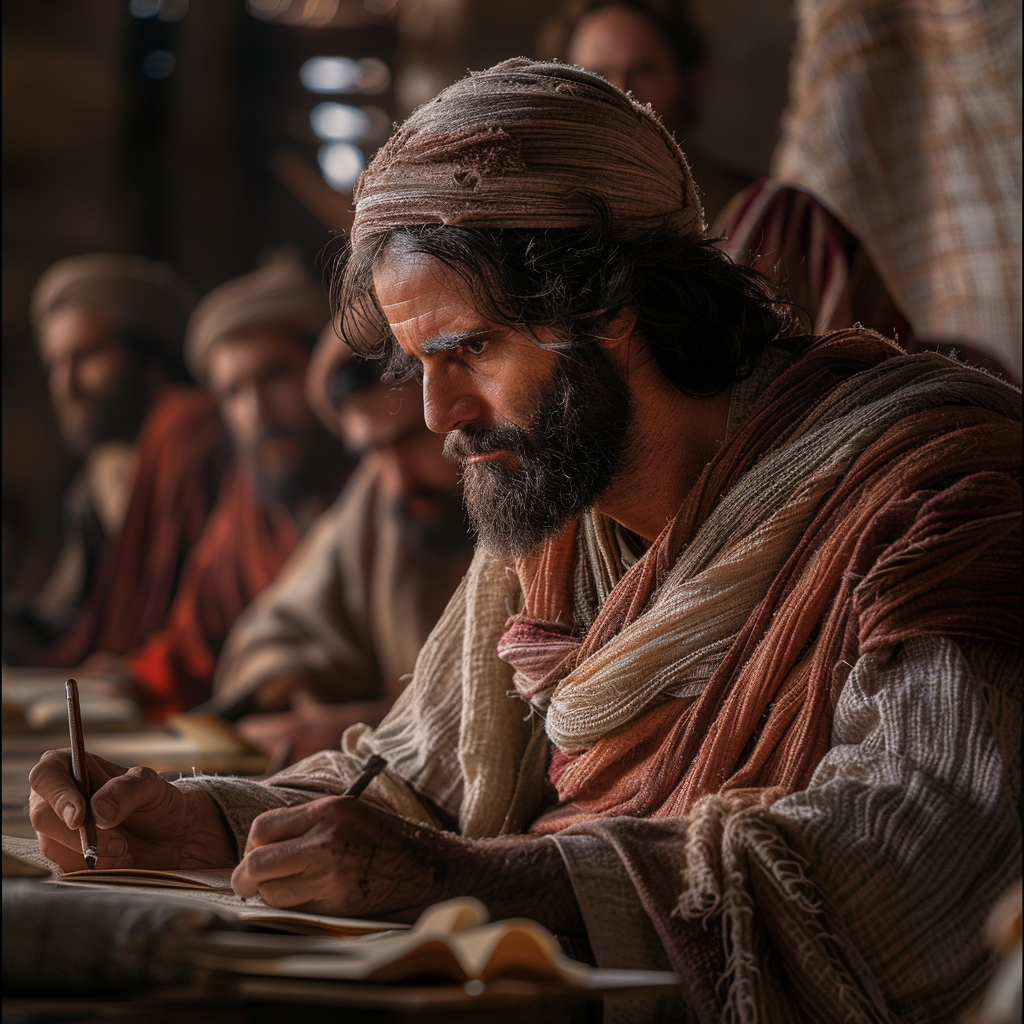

{"left": 65, "top": 678, "right": 99, "bottom": 869}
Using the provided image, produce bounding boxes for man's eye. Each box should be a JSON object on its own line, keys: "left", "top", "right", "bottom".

{"left": 462, "top": 337, "right": 488, "bottom": 356}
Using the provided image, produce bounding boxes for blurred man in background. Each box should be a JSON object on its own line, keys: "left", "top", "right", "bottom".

{"left": 557, "top": 0, "right": 751, "bottom": 222}
{"left": 4, "top": 253, "right": 225, "bottom": 662}
{"left": 103, "top": 256, "right": 353, "bottom": 714}
{"left": 211, "top": 321, "right": 473, "bottom": 762}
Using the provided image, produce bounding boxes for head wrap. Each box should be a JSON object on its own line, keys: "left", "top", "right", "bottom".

{"left": 305, "top": 319, "right": 386, "bottom": 437}
{"left": 185, "top": 253, "right": 329, "bottom": 383}
{"left": 351, "top": 58, "right": 705, "bottom": 248}
{"left": 31, "top": 253, "right": 197, "bottom": 365}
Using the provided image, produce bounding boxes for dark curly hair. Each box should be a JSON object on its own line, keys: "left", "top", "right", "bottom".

{"left": 327, "top": 222, "right": 797, "bottom": 399}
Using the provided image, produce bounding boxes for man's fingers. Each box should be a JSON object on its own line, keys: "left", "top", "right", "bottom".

{"left": 232, "top": 837, "right": 317, "bottom": 898}
{"left": 89, "top": 764, "right": 176, "bottom": 827}
{"left": 244, "top": 799, "right": 339, "bottom": 854}
{"left": 28, "top": 750, "right": 87, "bottom": 830}
{"left": 29, "top": 790, "right": 86, "bottom": 853}
{"left": 251, "top": 869, "right": 335, "bottom": 910}
{"left": 38, "top": 833, "right": 88, "bottom": 872}
{"left": 92, "top": 829, "right": 133, "bottom": 869}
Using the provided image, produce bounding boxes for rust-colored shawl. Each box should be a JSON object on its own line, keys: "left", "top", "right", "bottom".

{"left": 495, "top": 330, "right": 1020, "bottom": 831}
{"left": 35, "top": 385, "right": 229, "bottom": 667}
{"left": 126, "top": 466, "right": 302, "bottom": 714}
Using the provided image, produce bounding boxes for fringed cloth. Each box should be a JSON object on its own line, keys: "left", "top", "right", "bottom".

{"left": 350, "top": 58, "right": 704, "bottom": 248}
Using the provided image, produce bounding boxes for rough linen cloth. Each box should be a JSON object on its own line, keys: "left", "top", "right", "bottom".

{"left": 772, "top": 0, "right": 1022, "bottom": 380}
{"left": 178, "top": 333, "right": 1022, "bottom": 1021}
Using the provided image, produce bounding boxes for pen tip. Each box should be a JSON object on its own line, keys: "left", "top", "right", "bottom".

{"left": 84, "top": 849, "right": 97, "bottom": 870}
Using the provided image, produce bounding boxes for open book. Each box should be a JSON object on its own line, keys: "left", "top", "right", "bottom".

{"left": 2, "top": 835, "right": 404, "bottom": 938}
{"left": 192, "top": 898, "right": 677, "bottom": 991}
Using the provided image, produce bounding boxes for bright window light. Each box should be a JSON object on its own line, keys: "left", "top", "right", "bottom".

{"left": 300, "top": 56, "right": 391, "bottom": 95}
{"left": 310, "top": 103, "right": 370, "bottom": 142}
{"left": 318, "top": 142, "right": 365, "bottom": 191}
{"left": 142, "top": 50, "right": 176, "bottom": 79}
{"left": 301, "top": 57, "right": 361, "bottom": 94}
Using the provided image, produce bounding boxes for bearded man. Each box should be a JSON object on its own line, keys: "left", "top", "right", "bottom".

{"left": 5, "top": 253, "right": 227, "bottom": 664}
{"left": 29, "top": 61, "right": 1021, "bottom": 1022}
{"left": 104, "top": 256, "right": 352, "bottom": 713}
{"left": 208, "top": 322, "right": 472, "bottom": 763}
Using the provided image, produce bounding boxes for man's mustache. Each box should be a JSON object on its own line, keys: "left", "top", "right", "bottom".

{"left": 443, "top": 426, "right": 532, "bottom": 464}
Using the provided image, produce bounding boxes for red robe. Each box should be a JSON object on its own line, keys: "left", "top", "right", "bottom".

{"left": 125, "top": 466, "right": 302, "bottom": 714}
{"left": 35, "top": 385, "right": 229, "bottom": 666}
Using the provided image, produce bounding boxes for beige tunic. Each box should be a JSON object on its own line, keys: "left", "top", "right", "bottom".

{"left": 212, "top": 459, "right": 471, "bottom": 709}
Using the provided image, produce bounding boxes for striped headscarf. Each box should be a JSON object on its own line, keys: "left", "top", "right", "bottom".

{"left": 351, "top": 58, "right": 705, "bottom": 247}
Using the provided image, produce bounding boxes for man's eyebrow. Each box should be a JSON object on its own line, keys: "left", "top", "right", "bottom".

{"left": 421, "top": 331, "right": 481, "bottom": 356}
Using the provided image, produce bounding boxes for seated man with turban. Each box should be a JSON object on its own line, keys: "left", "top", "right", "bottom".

{"left": 5, "top": 253, "right": 227, "bottom": 663}
{"left": 103, "top": 256, "right": 353, "bottom": 713}
{"left": 209, "top": 322, "right": 472, "bottom": 762}
{"left": 30, "top": 61, "right": 1020, "bottom": 1020}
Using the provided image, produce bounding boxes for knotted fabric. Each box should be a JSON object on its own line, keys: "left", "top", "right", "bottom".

{"left": 492, "top": 331, "right": 1021, "bottom": 830}
{"left": 351, "top": 58, "right": 705, "bottom": 247}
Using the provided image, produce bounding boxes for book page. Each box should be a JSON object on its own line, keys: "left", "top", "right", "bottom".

{"left": 3, "top": 833, "right": 403, "bottom": 937}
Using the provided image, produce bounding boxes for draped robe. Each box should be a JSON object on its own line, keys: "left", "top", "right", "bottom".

{"left": 180, "top": 332, "right": 1021, "bottom": 1022}
{"left": 34, "top": 385, "right": 229, "bottom": 667}
{"left": 126, "top": 466, "right": 303, "bottom": 714}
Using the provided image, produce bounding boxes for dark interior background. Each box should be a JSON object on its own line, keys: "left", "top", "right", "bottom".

{"left": 2, "top": 0, "right": 795, "bottom": 595}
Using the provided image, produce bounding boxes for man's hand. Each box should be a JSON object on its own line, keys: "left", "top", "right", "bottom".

{"left": 232, "top": 796, "right": 585, "bottom": 935}
{"left": 28, "top": 749, "right": 236, "bottom": 872}
{"left": 232, "top": 796, "right": 441, "bottom": 918}
{"left": 236, "top": 693, "right": 396, "bottom": 762}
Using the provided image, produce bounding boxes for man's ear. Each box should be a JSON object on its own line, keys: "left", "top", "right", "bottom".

{"left": 597, "top": 309, "right": 639, "bottom": 375}
{"left": 597, "top": 310, "right": 637, "bottom": 352}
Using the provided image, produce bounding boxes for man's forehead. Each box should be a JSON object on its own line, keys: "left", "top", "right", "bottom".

{"left": 373, "top": 253, "right": 489, "bottom": 352}
{"left": 39, "top": 304, "right": 118, "bottom": 355}
{"left": 208, "top": 331, "right": 308, "bottom": 384}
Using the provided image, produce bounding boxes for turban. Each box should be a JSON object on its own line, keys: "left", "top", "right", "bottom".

{"left": 351, "top": 58, "right": 705, "bottom": 248}
{"left": 185, "top": 254, "right": 329, "bottom": 383}
{"left": 31, "top": 253, "right": 197, "bottom": 364}
{"left": 305, "top": 319, "right": 387, "bottom": 437}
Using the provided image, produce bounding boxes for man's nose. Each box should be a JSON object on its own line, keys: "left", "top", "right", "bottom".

{"left": 233, "top": 386, "right": 271, "bottom": 440}
{"left": 421, "top": 365, "right": 485, "bottom": 434}
{"left": 49, "top": 359, "right": 76, "bottom": 401}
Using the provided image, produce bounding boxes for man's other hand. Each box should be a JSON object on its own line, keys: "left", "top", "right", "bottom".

{"left": 232, "top": 796, "right": 438, "bottom": 918}
{"left": 232, "top": 795, "right": 585, "bottom": 935}
{"left": 28, "top": 749, "right": 235, "bottom": 872}
{"left": 236, "top": 692, "right": 396, "bottom": 763}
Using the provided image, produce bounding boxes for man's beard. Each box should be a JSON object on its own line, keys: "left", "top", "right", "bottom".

{"left": 54, "top": 360, "right": 150, "bottom": 457}
{"left": 394, "top": 490, "right": 473, "bottom": 562}
{"left": 251, "top": 420, "right": 346, "bottom": 511}
{"left": 444, "top": 344, "right": 631, "bottom": 557}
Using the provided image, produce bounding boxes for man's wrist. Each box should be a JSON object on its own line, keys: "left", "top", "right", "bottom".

{"left": 432, "top": 831, "right": 585, "bottom": 937}
{"left": 179, "top": 787, "right": 238, "bottom": 868}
